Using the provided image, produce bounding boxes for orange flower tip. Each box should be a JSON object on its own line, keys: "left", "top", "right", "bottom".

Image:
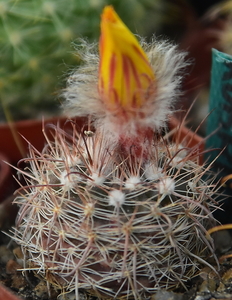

{"left": 99, "top": 5, "right": 155, "bottom": 114}
{"left": 101, "top": 5, "right": 117, "bottom": 23}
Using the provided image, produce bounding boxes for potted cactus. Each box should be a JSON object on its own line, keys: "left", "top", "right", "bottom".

{"left": 1, "top": 6, "right": 223, "bottom": 300}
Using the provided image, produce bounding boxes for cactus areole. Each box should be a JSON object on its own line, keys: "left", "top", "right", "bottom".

{"left": 12, "top": 6, "right": 219, "bottom": 300}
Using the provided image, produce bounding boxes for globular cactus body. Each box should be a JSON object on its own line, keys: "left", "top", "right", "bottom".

{"left": 13, "top": 123, "right": 218, "bottom": 299}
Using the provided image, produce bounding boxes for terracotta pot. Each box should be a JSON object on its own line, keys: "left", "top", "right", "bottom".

{"left": 169, "top": 116, "right": 204, "bottom": 165}
{"left": 0, "top": 284, "right": 22, "bottom": 300}
{"left": 0, "top": 116, "right": 87, "bottom": 202}
{"left": 0, "top": 116, "right": 203, "bottom": 200}
{"left": 0, "top": 116, "right": 203, "bottom": 162}
{"left": 0, "top": 153, "right": 12, "bottom": 201}
{"left": 0, "top": 116, "right": 86, "bottom": 164}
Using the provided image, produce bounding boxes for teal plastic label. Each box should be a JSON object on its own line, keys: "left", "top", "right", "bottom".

{"left": 206, "top": 49, "right": 232, "bottom": 176}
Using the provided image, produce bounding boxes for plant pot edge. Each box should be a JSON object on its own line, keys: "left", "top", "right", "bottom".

{"left": 0, "top": 283, "right": 23, "bottom": 300}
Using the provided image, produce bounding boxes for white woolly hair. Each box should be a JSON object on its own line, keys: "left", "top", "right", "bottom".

{"left": 62, "top": 38, "right": 188, "bottom": 138}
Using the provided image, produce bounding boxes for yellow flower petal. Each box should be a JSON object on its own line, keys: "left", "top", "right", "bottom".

{"left": 98, "top": 5, "right": 155, "bottom": 114}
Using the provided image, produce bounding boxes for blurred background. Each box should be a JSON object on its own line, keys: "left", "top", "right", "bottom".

{"left": 0, "top": 0, "right": 231, "bottom": 129}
